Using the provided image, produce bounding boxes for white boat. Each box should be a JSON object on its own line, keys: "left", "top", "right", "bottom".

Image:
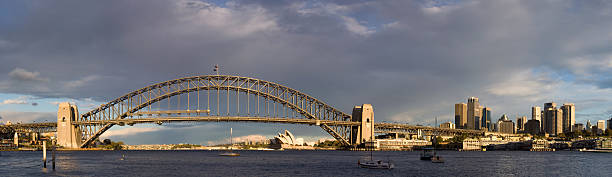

{"left": 358, "top": 159, "right": 394, "bottom": 169}
{"left": 357, "top": 138, "right": 394, "bottom": 169}
{"left": 219, "top": 128, "right": 240, "bottom": 157}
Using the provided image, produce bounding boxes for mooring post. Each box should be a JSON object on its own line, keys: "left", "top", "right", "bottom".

{"left": 43, "top": 141, "right": 47, "bottom": 168}
{"left": 52, "top": 138, "right": 56, "bottom": 170}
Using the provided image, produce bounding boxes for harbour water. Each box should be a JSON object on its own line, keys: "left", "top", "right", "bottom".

{"left": 1, "top": 150, "right": 610, "bottom": 176}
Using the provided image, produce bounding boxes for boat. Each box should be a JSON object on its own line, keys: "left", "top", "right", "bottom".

{"left": 420, "top": 148, "right": 434, "bottom": 160}
{"left": 358, "top": 159, "right": 394, "bottom": 169}
{"left": 357, "top": 138, "right": 394, "bottom": 169}
{"left": 219, "top": 128, "right": 240, "bottom": 157}
{"left": 580, "top": 149, "right": 612, "bottom": 153}
{"left": 431, "top": 153, "right": 444, "bottom": 163}
{"left": 427, "top": 117, "right": 445, "bottom": 163}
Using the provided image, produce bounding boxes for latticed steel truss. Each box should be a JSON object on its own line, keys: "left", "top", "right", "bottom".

{"left": 77, "top": 75, "right": 354, "bottom": 147}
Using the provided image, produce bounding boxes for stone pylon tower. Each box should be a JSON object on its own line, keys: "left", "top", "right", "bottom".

{"left": 351, "top": 104, "right": 375, "bottom": 145}
{"left": 57, "top": 102, "right": 83, "bottom": 148}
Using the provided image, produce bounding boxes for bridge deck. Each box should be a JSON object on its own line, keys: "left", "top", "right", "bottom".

{"left": 75, "top": 116, "right": 361, "bottom": 126}
{"left": 2, "top": 121, "right": 486, "bottom": 135}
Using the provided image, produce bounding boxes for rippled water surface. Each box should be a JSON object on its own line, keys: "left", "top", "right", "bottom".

{"left": 1, "top": 150, "right": 610, "bottom": 176}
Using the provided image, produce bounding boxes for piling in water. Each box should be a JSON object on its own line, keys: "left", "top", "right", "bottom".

{"left": 52, "top": 139, "right": 56, "bottom": 170}
{"left": 43, "top": 141, "right": 47, "bottom": 168}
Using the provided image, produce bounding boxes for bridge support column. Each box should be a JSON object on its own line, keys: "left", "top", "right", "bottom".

{"left": 351, "top": 104, "right": 374, "bottom": 145}
{"left": 57, "top": 102, "right": 83, "bottom": 148}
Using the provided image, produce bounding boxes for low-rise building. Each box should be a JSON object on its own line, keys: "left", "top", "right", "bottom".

{"left": 462, "top": 136, "right": 508, "bottom": 151}
{"left": 376, "top": 139, "right": 431, "bottom": 150}
{"left": 439, "top": 121, "right": 455, "bottom": 129}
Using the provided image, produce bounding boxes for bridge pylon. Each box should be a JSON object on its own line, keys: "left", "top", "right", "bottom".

{"left": 57, "top": 102, "right": 83, "bottom": 148}
{"left": 351, "top": 104, "right": 374, "bottom": 145}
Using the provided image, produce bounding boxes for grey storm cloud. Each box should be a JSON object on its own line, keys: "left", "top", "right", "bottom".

{"left": 1, "top": 0, "right": 612, "bottom": 124}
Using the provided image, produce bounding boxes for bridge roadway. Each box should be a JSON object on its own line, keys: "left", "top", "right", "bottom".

{"left": 2, "top": 118, "right": 485, "bottom": 136}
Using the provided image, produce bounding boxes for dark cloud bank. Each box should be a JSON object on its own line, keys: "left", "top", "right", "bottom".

{"left": 1, "top": 0, "right": 612, "bottom": 124}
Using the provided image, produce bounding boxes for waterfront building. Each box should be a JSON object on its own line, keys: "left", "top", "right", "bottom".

{"left": 462, "top": 136, "right": 508, "bottom": 151}
{"left": 497, "top": 114, "right": 515, "bottom": 134}
{"left": 525, "top": 120, "right": 541, "bottom": 135}
{"left": 597, "top": 120, "right": 606, "bottom": 135}
{"left": 440, "top": 121, "right": 455, "bottom": 129}
{"left": 467, "top": 97, "right": 481, "bottom": 130}
{"left": 607, "top": 118, "right": 612, "bottom": 131}
{"left": 572, "top": 123, "right": 584, "bottom": 132}
{"left": 376, "top": 139, "right": 431, "bottom": 150}
{"left": 517, "top": 116, "right": 527, "bottom": 132}
{"left": 455, "top": 103, "right": 467, "bottom": 129}
{"left": 482, "top": 107, "right": 491, "bottom": 131}
{"left": 561, "top": 103, "right": 575, "bottom": 133}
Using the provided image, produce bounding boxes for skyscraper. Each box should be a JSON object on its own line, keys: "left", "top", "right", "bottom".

{"left": 467, "top": 97, "right": 481, "bottom": 130}
{"left": 525, "top": 119, "right": 541, "bottom": 135}
{"left": 482, "top": 107, "right": 491, "bottom": 131}
{"left": 517, "top": 116, "right": 527, "bottom": 132}
{"left": 532, "top": 106, "right": 541, "bottom": 130}
{"left": 552, "top": 109, "right": 563, "bottom": 135}
{"left": 586, "top": 120, "right": 592, "bottom": 131}
{"left": 561, "top": 103, "right": 575, "bottom": 133}
{"left": 497, "top": 114, "right": 515, "bottom": 134}
{"left": 455, "top": 103, "right": 467, "bottom": 129}
{"left": 543, "top": 102, "right": 556, "bottom": 133}
{"left": 597, "top": 120, "right": 606, "bottom": 135}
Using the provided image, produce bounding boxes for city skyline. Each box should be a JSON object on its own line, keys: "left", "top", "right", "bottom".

{"left": 1, "top": 0, "right": 612, "bottom": 145}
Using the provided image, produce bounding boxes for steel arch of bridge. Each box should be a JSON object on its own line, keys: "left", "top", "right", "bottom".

{"left": 77, "top": 75, "right": 354, "bottom": 148}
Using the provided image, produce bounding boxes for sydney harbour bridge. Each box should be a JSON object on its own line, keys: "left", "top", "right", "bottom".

{"left": 0, "top": 75, "right": 484, "bottom": 148}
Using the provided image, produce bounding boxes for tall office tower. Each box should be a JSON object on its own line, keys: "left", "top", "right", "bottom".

{"left": 550, "top": 109, "right": 563, "bottom": 135}
{"left": 482, "top": 107, "right": 491, "bottom": 131}
{"left": 586, "top": 120, "right": 592, "bottom": 131}
{"left": 517, "top": 116, "right": 527, "bottom": 131}
{"left": 608, "top": 118, "right": 612, "bottom": 132}
{"left": 532, "top": 106, "right": 541, "bottom": 130}
{"left": 497, "top": 114, "right": 515, "bottom": 134}
{"left": 467, "top": 97, "right": 481, "bottom": 130}
{"left": 525, "top": 119, "right": 541, "bottom": 135}
{"left": 561, "top": 103, "right": 575, "bottom": 133}
{"left": 477, "top": 105, "right": 484, "bottom": 129}
{"left": 597, "top": 120, "right": 606, "bottom": 134}
{"left": 543, "top": 102, "right": 557, "bottom": 134}
{"left": 455, "top": 103, "right": 467, "bottom": 129}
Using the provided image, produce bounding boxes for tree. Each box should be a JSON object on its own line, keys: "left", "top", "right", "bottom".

{"left": 448, "top": 134, "right": 468, "bottom": 144}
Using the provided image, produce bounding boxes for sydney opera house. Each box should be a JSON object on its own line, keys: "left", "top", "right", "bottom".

{"left": 269, "top": 130, "right": 312, "bottom": 150}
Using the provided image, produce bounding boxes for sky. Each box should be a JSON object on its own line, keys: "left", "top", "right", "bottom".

{"left": 1, "top": 0, "right": 612, "bottom": 145}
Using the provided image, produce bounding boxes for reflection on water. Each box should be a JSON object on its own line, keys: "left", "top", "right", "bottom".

{"left": 1, "top": 150, "right": 610, "bottom": 176}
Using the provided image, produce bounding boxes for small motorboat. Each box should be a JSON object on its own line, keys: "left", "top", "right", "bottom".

{"left": 431, "top": 155, "right": 444, "bottom": 163}
{"left": 219, "top": 152, "right": 240, "bottom": 157}
{"left": 358, "top": 159, "right": 394, "bottom": 169}
{"left": 420, "top": 148, "right": 434, "bottom": 160}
